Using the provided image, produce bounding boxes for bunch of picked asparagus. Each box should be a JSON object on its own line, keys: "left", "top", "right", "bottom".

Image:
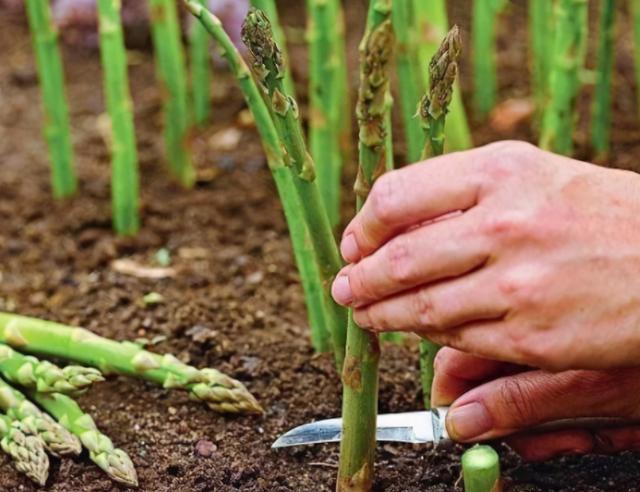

{"left": 0, "top": 312, "right": 261, "bottom": 487}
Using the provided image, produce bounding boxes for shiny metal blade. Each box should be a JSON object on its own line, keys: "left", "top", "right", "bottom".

{"left": 272, "top": 411, "right": 440, "bottom": 448}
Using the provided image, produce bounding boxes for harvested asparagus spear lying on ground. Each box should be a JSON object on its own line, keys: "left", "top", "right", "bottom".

{"left": 0, "top": 312, "right": 261, "bottom": 486}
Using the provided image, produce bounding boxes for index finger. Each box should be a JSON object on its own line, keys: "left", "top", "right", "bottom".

{"left": 340, "top": 148, "right": 486, "bottom": 263}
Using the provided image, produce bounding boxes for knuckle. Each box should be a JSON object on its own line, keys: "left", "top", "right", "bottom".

{"left": 479, "top": 141, "right": 538, "bottom": 180}
{"left": 369, "top": 172, "right": 404, "bottom": 226}
{"left": 412, "top": 288, "right": 440, "bottom": 329}
{"left": 386, "top": 237, "right": 415, "bottom": 285}
{"left": 481, "top": 212, "right": 531, "bottom": 241}
{"left": 498, "top": 267, "right": 545, "bottom": 309}
{"left": 499, "top": 378, "right": 537, "bottom": 424}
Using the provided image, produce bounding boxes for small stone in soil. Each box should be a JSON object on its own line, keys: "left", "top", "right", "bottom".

{"left": 195, "top": 439, "right": 217, "bottom": 458}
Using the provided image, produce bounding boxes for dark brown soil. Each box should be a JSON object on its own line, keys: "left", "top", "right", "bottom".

{"left": 1, "top": 1, "right": 640, "bottom": 491}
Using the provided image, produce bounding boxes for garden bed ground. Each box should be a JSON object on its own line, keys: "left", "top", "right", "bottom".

{"left": 1, "top": 1, "right": 640, "bottom": 490}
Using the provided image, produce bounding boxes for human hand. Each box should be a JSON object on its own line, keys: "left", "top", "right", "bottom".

{"left": 433, "top": 348, "right": 640, "bottom": 461}
{"left": 331, "top": 141, "right": 640, "bottom": 370}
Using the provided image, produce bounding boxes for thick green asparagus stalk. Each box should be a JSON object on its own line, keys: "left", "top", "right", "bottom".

{"left": 632, "top": 0, "right": 640, "bottom": 117}
{"left": 184, "top": 1, "right": 331, "bottom": 353}
{"left": 25, "top": 0, "right": 77, "bottom": 199}
{"left": 0, "top": 312, "right": 262, "bottom": 414}
{"left": 462, "top": 445, "right": 502, "bottom": 492}
{"left": 242, "top": 8, "right": 347, "bottom": 367}
{"left": 97, "top": 0, "right": 141, "bottom": 235}
{"left": 392, "top": 0, "right": 424, "bottom": 164}
{"left": 333, "top": 0, "right": 354, "bottom": 175}
{"left": 0, "top": 377, "right": 80, "bottom": 457}
{"left": 337, "top": 3, "right": 394, "bottom": 491}
{"left": 0, "top": 344, "right": 103, "bottom": 395}
{"left": 250, "top": 0, "right": 295, "bottom": 96}
{"left": 418, "top": 27, "right": 462, "bottom": 409}
{"left": 414, "top": 0, "right": 472, "bottom": 152}
{"left": 472, "top": 0, "right": 506, "bottom": 118}
{"left": 591, "top": 0, "right": 616, "bottom": 157}
{"left": 148, "top": 0, "right": 196, "bottom": 187}
{"left": 539, "top": 0, "right": 588, "bottom": 155}
{"left": 0, "top": 413, "right": 49, "bottom": 486}
{"left": 31, "top": 392, "right": 138, "bottom": 487}
{"left": 529, "top": 0, "right": 553, "bottom": 121}
{"left": 307, "top": 0, "right": 344, "bottom": 226}
{"left": 189, "top": 0, "right": 213, "bottom": 126}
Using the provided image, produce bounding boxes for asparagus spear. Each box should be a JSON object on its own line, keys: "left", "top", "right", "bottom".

{"left": 0, "top": 312, "right": 262, "bottom": 414}
{"left": 97, "top": 0, "right": 141, "bottom": 235}
{"left": 148, "top": 0, "right": 196, "bottom": 187}
{"left": 25, "top": 0, "right": 77, "bottom": 199}
{"left": 338, "top": 3, "right": 394, "bottom": 490}
{"left": 418, "top": 27, "right": 462, "bottom": 409}
{"left": 0, "top": 377, "right": 81, "bottom": 456}
{"left": 0, "top": 344, "right": 104, "bottom": 395}
{"left": 189, "top": 0, "right": 213, "bottom": 126}
{"left": 184, "top": 1, "right": 332, "bottom": 353}
{"left": 591, "top": 0, "right": 616, "bottom": 157}
{"left": 529, "top": 0, "right": 553, "bottom": 122}
{"left": 462, "top": 445, "right": 502, "bottom": 492}
{"left": 31, "top": 392, "right": 138, "bottom": 488}
{"left": 242, "top": 8, "right": 348, "bottom": 368}
{"left": 0, "top": 413, "right": 49, "bottom": 486}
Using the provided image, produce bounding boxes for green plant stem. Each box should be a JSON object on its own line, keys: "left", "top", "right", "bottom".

{"left": 0, "top": 413, "right": 49, "bottom": 486}
{"left": 0, "top": 344, "right": 104, "bottom": 395}
{"left": 392, "top": 0, "right": 424, "bottom": 164}
{"left": 632, "top": 0, "right": 640, "bottom": 117}
{"left": 0, "top": 312, "right": 262, "bottom": 414}
{"left": 337, "top": 3, "right": 393, "bottom": 491}
{"left": 591, "top": 0, "right": 616, "bottom": 157}
{"left": 242, "top": 8, "right": 347, "bottom": 368}
{"left": 185, "top": 1, "right": 332, "bottom": 353}
{"left": 539, "top": 0, "right": 588, "bottom": 155}
{"left": 414, "top": 0, "right": 472, "bottom": 152}
{"left": 333, "top": 0, "right": 354, "bottom": 175}
{"left": 472, "top": 0, "right": 504, "bottom": 119}
{"left": 529, "top": 0, "right": 553, "bottom": 122}
{"left": 189, "top": 0, "right": 213, "bottom": 126}
{"left": 249, "top": 0, "right": 295, "bottom": 96}
{"left": 148, "top": 0, "right": 196, "bottom": 187}
{"left": 25, "top": 0, "right": 77, "bottom": 199}
{"left": 0, "top": 377, "right": 81, "bottom": 457}
{"left": 462, "top": 445, "right": 502, "bottom": 492}
{"left": 31, "top": 392, "right": 138, "bottom": 487}
{"left": 418, "top": 27, "right": 462, "bottom": 410}
{"left": 307, "top": 0, "right": 344, "bottom": 226}
{"left": 97, "top": 0, "right": 141, "bottom": 235}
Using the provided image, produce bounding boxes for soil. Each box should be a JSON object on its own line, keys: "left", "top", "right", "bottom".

{"left": 1, "top": 1, "right": 640, "bottom": 491}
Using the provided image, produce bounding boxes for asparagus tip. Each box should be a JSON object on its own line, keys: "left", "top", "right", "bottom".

{"left": 241, "top": 7, "right": 284, "bottom": 83}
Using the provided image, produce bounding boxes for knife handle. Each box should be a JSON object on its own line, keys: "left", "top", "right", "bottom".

{"left": 433, "top": 407, "right": 640, "bottom": 442}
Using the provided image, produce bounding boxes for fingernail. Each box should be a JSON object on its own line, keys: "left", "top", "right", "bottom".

{"left": 447, "top": 402, "right": 493, "bottom": 441}
{"left": 340, "top": 234, "right": 360, "bottom": 262}
{"left": 332, "top": 275, "right": 353, "bottom": 306}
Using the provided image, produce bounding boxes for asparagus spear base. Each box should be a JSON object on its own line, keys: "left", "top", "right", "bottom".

{"left": 462, "top": 445, "right": 502, "bottom": 492}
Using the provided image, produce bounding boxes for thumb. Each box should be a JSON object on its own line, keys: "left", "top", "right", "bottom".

{"left": 445, "top": 368, "right": 640, "bottom": 442}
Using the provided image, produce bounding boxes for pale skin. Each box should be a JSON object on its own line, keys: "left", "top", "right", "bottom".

{"left": 331, "top": 141, "right": 640, "bottom": 459}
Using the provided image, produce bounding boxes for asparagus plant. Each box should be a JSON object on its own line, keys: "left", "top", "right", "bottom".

{"left": 31, "top": 391, "right": 138, "bottom": 487}
{"left": 418, "top": 27, "right": 462, "bottom": 408}
{"left": 591, "top": 0, "right": 616, "bottom": 157}
{"left": 148, "top": 0, "right": 196, "bottom": 187}
{"left": 185, "top": 2, "right": 333, "bottom": 352}
{"left": 529, "top": 0, "right": 553, "bottom": 121}
{"left": 241, "top": 8, "right": 348, "bottom": 367}
{"left": 414, "top": 0, "right": 472, "bottom": 152}
{"left": 462, "top": 445, "right": 502, "bottom": 492}
{"left": 333, "top": 0, "right": 353, "bottom": 175}
{"left": 97, "top": 0, "right": 141, "bottom": 235}
{"left": 0, "top": 344, "right": 103, "bottom": 395}
{"left": 392, "top": 0, "right": 424, "bottom": 164}
{"left": 189, "top": 0, "right": 213, "bottom": 126}
{"left": 0, "top": 312, "right": 262, "bottom": 414}
{"left": 0, "top": 413, "right": 49, "bottom": 486}
{"left": 307, "top": 0, "right": 344, "bottom": 226}
{"left": 472, "top": 0, "right": 506, "bottom": 118}
{"left": 25, "top": 0, "right": 77, "bottom": 199}
{"left": 539, "top": 0, "right": 588, "bottom": 155}
{"left": 338, "top": 2, "right": 394, "bottom": 490}
{"left": 0, "top": 377, "right": 81, "bottom": 457}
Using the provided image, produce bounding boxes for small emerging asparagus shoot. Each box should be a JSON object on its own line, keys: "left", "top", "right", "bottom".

{"left": 25, "top": 0, "right": 77, "bottom": 199}
{"left": 189, "top": 0, "right": 213, "bottom": 126}
{"left": 0, "top": 413, "right": 49, "bottom": 486}
{"left": 31, "top": 392, "right": 138, "bottom": 488}
{"left": 418, "top": 26, "right": 462, "bottom": 409}
{"left": 338, "top": 2, "right": 394, "bottom": 490}
{"left": 462, "top": 445, "right": 502, "bottom": 492}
